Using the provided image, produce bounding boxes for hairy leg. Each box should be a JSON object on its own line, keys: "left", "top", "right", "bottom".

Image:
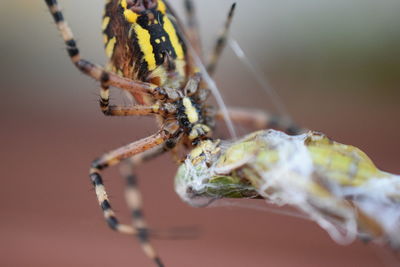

{"left": 206, "top": 3, "right": 236, "bottom": 76}
{"left": 89, "top": 130, "right": 173, "bottom": 267}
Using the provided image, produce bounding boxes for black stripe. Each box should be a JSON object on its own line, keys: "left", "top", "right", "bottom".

{"left": 101, "top": 200, "right": 112, "bottom": 211}
{"left": 132, "top": 209, "right": 143, "bottom": 219}
{"left": 155, "top": 257, "right": 164, "bottom": 267}
{"left": 76, "top": 59, "right": 94, "bottom": 74}
{"left": 184, "top": 0, "right": 193, "bottom": 13}
{"left": 52, "top": 11, "right": 64, "bottom": 23}
{"left": 165, "top": 139, "right": 176, "bottom": 149}
{"left": 45, "top": 0, "right": 57, "bottom": 6}
{"left": 99, "top": 99, "right": 109, "bottom": 108}
{"left": 137, "top": 228, "right": 149, "bottom": 242}
{"left": 216, "top": 37, "right": 224, "bottom": 48}
{"left": 65, "top": 39, "right": 79, "bottom": 57}
{"left": 91, "top": 158, "right": 108, "bottom": 170}
{"left": 106, "top": 216, "right": 119, "bottom": 230}
{"left": 100, "top": 71, "right": 110, "bottom": 84}
{"left": 228, "top": 3, "right": 236, "bottom": 18}
{"left": 65, "top": 39, "right": 76, "bottom": 48}
{"left": 90, "top": 172, "right": 103, "bottom": 186}
{"left": 67, "top": 47, "right": 79, "bottom": 58}
{"left": 126, "top": 174, "right": 137, "bottom": 186}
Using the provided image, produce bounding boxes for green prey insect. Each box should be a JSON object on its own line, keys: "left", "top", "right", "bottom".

{"left": 175, "top": 129, "right": 400, "bottom": 248}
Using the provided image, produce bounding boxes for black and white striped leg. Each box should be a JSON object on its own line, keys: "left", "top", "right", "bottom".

{"left": 216, "top": 107, "right": 306, "bottom": 135}
{"left": 120, "top": 146, "right": 166, "bottom": 267}
{"left": 89, "top": 131, "right": 169, "bottom": 267}
{"left": 206, "top": 3, "right": 236, "bottom": 75}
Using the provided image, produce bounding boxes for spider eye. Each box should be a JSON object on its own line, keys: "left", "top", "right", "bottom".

{"left": 126, "top": 0, "right": 157, "bottom": 13}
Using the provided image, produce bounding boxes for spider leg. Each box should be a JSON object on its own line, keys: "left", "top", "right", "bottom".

{"left": 120, "top": 146, "right": 166, "bottom": 265}
{"left": 44, "top": 0, "right": 162, "bottom": 96}
{"left": 216, "top": 107, "right": 306, "bottom": 135}
{"left": 184, "top": 0, "right": 202, "bottom": 57}
{"left": 89, "top": 125, "right": 179, "bottom": 267}
{"left": 100, "top": 88, "right": 160, "bottom": 117}
{"left": 206, "top": 3, "right": 236, "bottom": 76}
{"left": 98, "top": 80, "right": 162, "bottom": 116}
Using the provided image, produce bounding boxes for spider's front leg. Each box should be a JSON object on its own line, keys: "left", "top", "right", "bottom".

{"left": 89, "top": 122, "right": 180, "bottom": 267}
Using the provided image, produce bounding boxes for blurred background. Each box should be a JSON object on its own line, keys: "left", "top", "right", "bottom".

{"left": 1, "top": 0, "right": 399, "bottom": 266}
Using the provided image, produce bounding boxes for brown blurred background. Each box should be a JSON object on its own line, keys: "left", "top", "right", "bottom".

{"left": 1, "top": 0, "right": 399, "bottom": 266}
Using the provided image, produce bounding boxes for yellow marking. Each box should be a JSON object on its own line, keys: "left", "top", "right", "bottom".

{"left": 158, "top": 0, "right": 167, "bottom": 14}
{"left": 155, "top": 38, "right": 161, "bottom": 44}
{"left": 189, "top": 140, "right": 217, "bottom": 164}
{"left": 121, "top": 0, "right": 139, "bottom": 23}
{"left": 161, "top": 36, "right": 166, "bottom": 42}
{"left": 133, "top": 24, "right": 157, "bottom": 70}
{"left": 152, "top": 103, "right": 160, "bottom": 113}
{"left": 163, "top": 15, "right": 184, "bottom": 60}
{"left": 175, "top": 59, "right": 186, "bottom": 78}
{"left": 102, "top": 16, "right": 110, "bottom": 31}
{"left": 148, "top": 65, "right": 168, "bottom": 85}
{"left": 183, "top": 97, "right": 198, "bottom": 123}
{"left": 120, "top": 0, "right": 127, "bottom": 9}
{"left": 189, "top": 125, "right": 211, "bottom": 140}
{"left": 105, "top": 36, "right": 117, "bottom": 58}
{"left": 103, "top": 34, "right": 108, "bottom": 44}
{"left": 124, "top": 9, "right": 139, "bottom": 23}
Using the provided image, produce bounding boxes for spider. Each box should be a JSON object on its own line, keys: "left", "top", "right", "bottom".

{"left": 44, "top": 0, "right": 301, "bottom": 266}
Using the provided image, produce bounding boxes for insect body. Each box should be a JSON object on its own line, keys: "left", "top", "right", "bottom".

{"left": 44, "top": 0, "right": 300, "bottom": 266}
{"left": 175, "top": 129, "right": 400, "bottom": 247}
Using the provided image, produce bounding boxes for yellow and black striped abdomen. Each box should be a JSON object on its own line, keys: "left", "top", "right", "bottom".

{"left": 102, "top": 0, "right": 187, "bottom": 88}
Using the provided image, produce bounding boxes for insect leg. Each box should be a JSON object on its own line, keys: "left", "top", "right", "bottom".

{"left": 216, "top": 107, "right": 306, "bottom": 135}
{"left": 44, "top": 0, "right": 160, "bottom": 95}
{"left": 184, "top": 0, "right": 202, "bottom": 57}
{"left": 206, "top": 3, "right": 236, "bottom": 75}
{"left": 89, "top": 130, "right": 174, "bottom": 267}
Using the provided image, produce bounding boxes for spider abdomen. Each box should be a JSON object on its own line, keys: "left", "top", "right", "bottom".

{"left": 103, "top": 0, "right": 188, "bottom": 89}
